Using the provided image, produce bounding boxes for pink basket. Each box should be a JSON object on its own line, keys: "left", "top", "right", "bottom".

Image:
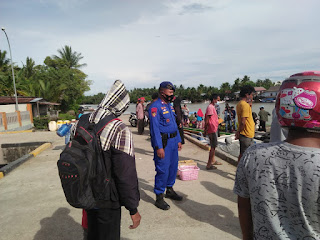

{"left": 178, "top": 165, "right": 200, "bottom": 181}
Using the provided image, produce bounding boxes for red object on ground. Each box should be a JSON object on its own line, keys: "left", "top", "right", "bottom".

{"left": 197, "top": 108, "right": 204, "bottom": 117}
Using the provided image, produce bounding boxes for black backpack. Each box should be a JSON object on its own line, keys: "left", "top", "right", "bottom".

{"left": 57, "top": 113, "right": 118, "bottom": 209}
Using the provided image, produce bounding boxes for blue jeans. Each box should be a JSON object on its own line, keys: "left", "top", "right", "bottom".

{"left": 232, "top": 119, "right": 237, "bottom": 130}
{"left": 225, "top": 120, "right": 232, "bottom": 132}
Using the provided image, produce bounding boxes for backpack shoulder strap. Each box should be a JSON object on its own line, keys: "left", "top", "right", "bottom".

{"left": 75, "top": 114, "right": 94, "bottom": 143}
{"left": 95, "top": 114, "right": 121, "bottom": 136}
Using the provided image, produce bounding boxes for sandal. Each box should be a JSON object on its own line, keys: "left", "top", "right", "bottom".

{"left": 212, "top": 161, "right": 222, "bottom": 165}
{"left": 206, "top": 165, "right": 217, "bottom": 170}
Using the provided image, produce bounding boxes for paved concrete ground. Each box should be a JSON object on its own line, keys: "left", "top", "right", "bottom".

{"left": 0, "top": 117, "right": 241, "bottom": 240}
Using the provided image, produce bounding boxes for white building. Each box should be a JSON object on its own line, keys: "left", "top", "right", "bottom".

{"left": 260, "top": 86, "right": 280, "bottom": 98}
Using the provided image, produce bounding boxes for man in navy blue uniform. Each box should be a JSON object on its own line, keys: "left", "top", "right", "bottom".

{"left": 149, "top": 81, "right": 183, "bottom": 210}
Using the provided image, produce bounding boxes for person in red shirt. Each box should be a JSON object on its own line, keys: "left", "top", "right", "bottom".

{"left": 204, "top": 94, "right": 222, "bottom": 170}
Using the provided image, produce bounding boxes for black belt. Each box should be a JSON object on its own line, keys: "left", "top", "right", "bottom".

{"left": 161, "top": 132, "right": 177, "bottom": 139}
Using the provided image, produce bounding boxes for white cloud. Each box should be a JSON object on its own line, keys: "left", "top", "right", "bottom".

{"left": 2, "top": 0, "right": 320, "bottom": 95}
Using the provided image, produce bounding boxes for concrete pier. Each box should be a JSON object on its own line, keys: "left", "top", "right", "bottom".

{"left": 0, "top": 117, "right": 241, "bottom": 240}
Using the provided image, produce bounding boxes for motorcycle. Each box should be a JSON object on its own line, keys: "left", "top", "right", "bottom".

{"left": 129, "top": 112, "right": 138, "bottom": 127}
{"left": 129, "top": 112, "right": 149, "bottom": 127}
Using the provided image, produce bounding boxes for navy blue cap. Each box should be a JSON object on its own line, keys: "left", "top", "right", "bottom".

{"left": 159, "top": 81, "right": 175, "bottom": 91}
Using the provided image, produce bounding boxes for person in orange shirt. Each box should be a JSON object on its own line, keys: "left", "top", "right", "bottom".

{"left": 235, "top": 86, "right": 255, "bottom": 162}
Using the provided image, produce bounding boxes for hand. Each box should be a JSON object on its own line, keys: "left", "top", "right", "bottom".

{"left": 157, "top": 148, "right": 165, "bottom": 159}
{"left": 129, "top": 211, "right": 141, "bottom": 229}
{"left": 235, "top": 131, "right": 240, "bottom": 140}
{"left": 178, "top": 142, "right": 182, "bottom": 151}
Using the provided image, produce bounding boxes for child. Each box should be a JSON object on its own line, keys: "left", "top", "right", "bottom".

{"left": 196, "top": 109, "right": 204, "bottom": 129}
{"left": 234, "top": 71, "right": 320, "bottom": 239}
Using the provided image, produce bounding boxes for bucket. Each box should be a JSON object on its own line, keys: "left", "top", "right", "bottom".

{"left": 48, "top": 121, "right": 57, "bottom": 132}
{"left": 56, "top": 124, "right": 72, "bottom": 137}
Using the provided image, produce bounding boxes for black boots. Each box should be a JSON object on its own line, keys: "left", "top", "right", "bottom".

{"left": 155, "top": 188, "right": 183, "bottom": 210}
{"left": 165, "top": 187, "right": 183, "bottom": 201}
{"left": 155, "top": 193, "right": 170, "bottom": 210}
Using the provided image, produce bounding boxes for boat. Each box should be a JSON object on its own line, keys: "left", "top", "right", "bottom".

{"left": 259, "top": 98, "right": 276, "bottom": 103}
{"left": 181, "top": 100, "right": 192, "bottom": 104}
{"left": 81, "top": 105, "right": 95, "bottom": 112}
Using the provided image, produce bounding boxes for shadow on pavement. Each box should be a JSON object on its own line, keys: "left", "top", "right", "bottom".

{"left": 34, "top": 208, "right": 83, "bottom": 240}
{"left": 134, "top": 147, "right": 154, "bottom": 157}
{"left": 201, "top": 181, "right": 237, "bottom": 203}
{"left": 130, "top": 128, "right": 150, "bottom": 136}
{"left": 179, "top": 156, "right": 235, "bottom": 181}
{"left": 171, "top": 194, "right": 241, "bottom": 239}
{"left": 196, "top": 162, "right": 235, "bottom": 181}
{"left": 138, "top": 178, "right": 155, "bottom": 204}
{"left": 52, "top": 145, "right": 65, "bottom": 151}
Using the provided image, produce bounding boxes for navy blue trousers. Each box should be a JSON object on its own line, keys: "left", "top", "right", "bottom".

{"left": 153, "top": 136, "right": 179, "bottom": 195}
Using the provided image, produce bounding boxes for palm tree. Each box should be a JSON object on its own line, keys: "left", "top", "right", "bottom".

{"left": 53, "top": 45, "right": 87, "bottom": 69}
{"left": 232, "top": 78, "right": 241, "bottom": 92}
{"left": 0, "top": 50, "right": 10, "bottom": 71}
{"left": 22, "top": 57, "right": 36, "bottom": 79}
{"left": 241, "top": 75, "right": 251, "bottom": 86}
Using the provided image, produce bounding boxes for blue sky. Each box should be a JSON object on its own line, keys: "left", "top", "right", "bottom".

{"left": 1, "top": 0, "right": 320, "bottom": 95}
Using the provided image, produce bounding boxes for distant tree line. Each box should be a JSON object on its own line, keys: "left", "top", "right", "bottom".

{"left": 0, "top": 46, "right": 91, "bottom": 112}
{"left": 82, "top": 76, "right": 278, "bottom": 104}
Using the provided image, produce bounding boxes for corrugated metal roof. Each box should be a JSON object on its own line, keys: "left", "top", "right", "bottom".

{"left": 0, "top": 97, "right": 36, "bottom": 104}
{"left": 30, "top": 98, "right": 43, "bottom": 102}
{"left": 254, "top": 87, "right": 266, "bottom": 91}
{"left": 265, "top": 86, "right": 280, "bottom": 92}
{"left": 0, "top": 96, "right": 60, "bottom": 105}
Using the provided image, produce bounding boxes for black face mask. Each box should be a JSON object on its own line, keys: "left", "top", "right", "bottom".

{"left": 163, "top": 93, "right": 175, "bottom": 103}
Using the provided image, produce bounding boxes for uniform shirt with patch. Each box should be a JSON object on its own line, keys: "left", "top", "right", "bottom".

{"left": 149, "top": 98, "right": 181, "bottom": 149}
{"left": 234, "top": 142, "right": 320, "bottom": 239}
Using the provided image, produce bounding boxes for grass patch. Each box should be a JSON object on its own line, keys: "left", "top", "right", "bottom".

{"left": 58, "top": 113, "right": 75, "bottom": 121}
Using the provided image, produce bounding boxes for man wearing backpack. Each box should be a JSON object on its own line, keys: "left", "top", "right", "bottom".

{"left": 68, "top": 80, "right": 141, "bottom": 240}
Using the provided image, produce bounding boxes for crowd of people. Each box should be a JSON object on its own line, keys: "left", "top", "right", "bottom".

{"left": 66, "top": 71, "right": 320, "bottom": 240}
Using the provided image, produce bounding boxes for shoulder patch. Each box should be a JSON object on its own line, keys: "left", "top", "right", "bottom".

{"left": 151, "top": 107, "right": 157, "bottom": 117}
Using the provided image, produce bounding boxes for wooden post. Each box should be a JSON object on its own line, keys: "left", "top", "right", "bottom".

{"left": 1, "top": 112, "right": 7, "bottom": 130}
{"left": 16, "top": 111, "right": 22, "bottom": 126}
{"left": 27, "top": 103, "right": 33, "bottom": 123}
{"left": 37, "top": 101, "right": 40, "bottom": 119}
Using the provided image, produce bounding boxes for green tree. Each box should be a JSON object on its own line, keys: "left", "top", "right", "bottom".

{"left": 231, "top": 78, "right": 241, "bottom": 92}
{"left": 0, "top": 50, "right": 10, "bottom": 72}
{"left": 22, "top": 57, "right": 36, "bottom": 79}
{"left": 53, "top": 45, "right": 87, "bottom": 69}
{"left": 262, "top": 78, "right": 274, "bottom": 90}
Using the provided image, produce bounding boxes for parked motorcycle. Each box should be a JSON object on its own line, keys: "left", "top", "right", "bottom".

{"left": 129, "top": 112, "right": 138, "bottom": 127}
{"left": 129, "top": 112, "right": 149, "bottom": 127}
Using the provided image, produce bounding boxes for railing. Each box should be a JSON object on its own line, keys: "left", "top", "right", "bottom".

{"left": 21, "top": 111, "right": 30, "bottom": 122}
{"left": 6, "top": 112, "right": 19, "bottom": 127}
{"left": 0, "top": 111, "right": 33, "bottom": 131}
